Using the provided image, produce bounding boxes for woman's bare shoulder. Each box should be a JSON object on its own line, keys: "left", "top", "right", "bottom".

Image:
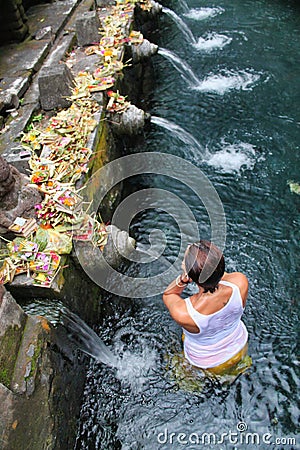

{"left": 222, "top": 271, "right": 248, "bottom": 286}
{"left": 222, "top": 272, "right": 248, "bottom": 306}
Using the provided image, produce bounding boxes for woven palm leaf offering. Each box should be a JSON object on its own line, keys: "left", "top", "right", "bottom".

{"left": 106, "top": 90, "right": 131, "bottom": 113}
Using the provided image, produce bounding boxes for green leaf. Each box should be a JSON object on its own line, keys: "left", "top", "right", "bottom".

{"left": 288, "top": 181, "right": 300, "bottom": 195}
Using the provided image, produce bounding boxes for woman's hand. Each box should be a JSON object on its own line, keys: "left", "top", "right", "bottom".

{"left": 162, "top": 273, "right": 192, "bottom": 326}
{"left": 180, "top": 273, "right": 192, "bottom": 284}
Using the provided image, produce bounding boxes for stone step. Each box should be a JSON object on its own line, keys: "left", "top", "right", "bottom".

{"left": 0, "top": 0, "right": 90, "bottom": 160}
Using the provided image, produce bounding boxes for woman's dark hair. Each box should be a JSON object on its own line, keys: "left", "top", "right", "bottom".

{"left": 184, "top": 240, "right": 225, "bottom": 293}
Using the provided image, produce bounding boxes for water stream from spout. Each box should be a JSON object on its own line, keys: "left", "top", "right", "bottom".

{"left": 178, "top": 0, "right": 189, "bottom": 13}
{"left": 162, "top": 7, "right": 196, "bottom": 44}
{"left": 158, "top": 48, "right": 262, "bottom": 93}
{"left": 151, "top": 115, "right": 205, "bottom": 159}
{"left": 158, "top": 47, "right": 200, "bottom": 87}
{"left": 63, "top": 311, "right": 119, "bottom": 367}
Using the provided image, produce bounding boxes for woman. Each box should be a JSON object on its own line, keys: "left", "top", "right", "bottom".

{"left": 163, "top": 240, "right": 249, "bottom": 374}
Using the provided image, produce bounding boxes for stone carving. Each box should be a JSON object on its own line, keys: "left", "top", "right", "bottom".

{"left": 130, "top": 39, "right": 158, "bottom": 63}
{"left": 109, "top": 104, "right": 150, "bottom": 135}
{"left": 0, "top": 155, "right": 42, "bottom": 234}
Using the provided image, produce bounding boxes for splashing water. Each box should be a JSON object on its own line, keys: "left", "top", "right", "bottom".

{"left": 162, "top": 7, "right": 196, "bottom": 44}
{"left": 114, "top": 340, "right": 158, "bottom": 391}
{"left": 158, "top": 49, "right": 261, "bottom": 93}
{"left": 135, "top": 241, "right": 173, "bottom": 267}
{"left": 63, "top": 311, "right": 158, "bottom": 391}
{"left": 207, "top": 142, "right": 257, "bottom": 173}
{"left": 151, "top": 115, "right": 205, "bottom": 158}
{"left": 63, "top": 311, "right": 119, "bottom": 367}
{"left": 184, "top": 7, "right": 225, "bottom": 21}
{"left": 193, "top": 32, "right": 232, "bottom": 52}
{"left": 197, "top": 69, "right": 261, "bottom": 94}
{"left": 158, "top": 47, "right": 200, "bottom": 87}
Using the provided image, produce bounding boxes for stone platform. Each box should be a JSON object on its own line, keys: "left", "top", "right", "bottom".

{"left": 0, "top": 0, "right": 100, "bottom": 169}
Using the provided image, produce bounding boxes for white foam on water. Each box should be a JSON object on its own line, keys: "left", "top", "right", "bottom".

{"left": 196, "top": 69, "right": 261, "bottom": 94}
{"left": 207, "top": 142, "right": 256, "bottom": 173}
{"left": 184, "top": 7, "right": 224, "bottom": 21}
{"left": 115, "top": 346, "right": 158, "bottom": 391}
{"left": 193, "top": 33, "right": 232, "bottom": 52}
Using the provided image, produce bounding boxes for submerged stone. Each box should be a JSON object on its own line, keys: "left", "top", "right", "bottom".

{"left": 166, "top": 350, "right": 252, "bottom": 393}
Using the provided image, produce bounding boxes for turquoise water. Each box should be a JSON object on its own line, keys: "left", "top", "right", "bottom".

{"left": 75, "top": 0, "right": 299, "bottom": 448}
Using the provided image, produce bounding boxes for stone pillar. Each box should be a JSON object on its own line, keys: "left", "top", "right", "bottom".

{"left": 38, "top": 64, "right": 74, "bottom": 111}
{"left": 0, "top": 0, "right": 29, "bottom": 45}
{"left": 0, "top": 155, "right": 16, "bottom": 200}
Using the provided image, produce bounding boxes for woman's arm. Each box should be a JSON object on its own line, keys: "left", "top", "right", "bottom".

{"left": 162, "top": 274, "right": 190, "bottom": 321}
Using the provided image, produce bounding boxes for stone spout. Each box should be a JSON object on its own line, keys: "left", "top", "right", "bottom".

{"left": 130, "top": 39, "right": 158, "bottom": 63}
{"left": 103, "top": 224, "right": 136, "bottom": 267}
{"left": 150, "top": 1, "right": 163, "bottom": 15}
{"left": 73, "top": 224, "right": 135, "bottom": 273}
{"left": 71, "top": 225, "right": 135, "bottom": 292}
{"left": 109, "top": 104, "right": 147, "bottom": 135}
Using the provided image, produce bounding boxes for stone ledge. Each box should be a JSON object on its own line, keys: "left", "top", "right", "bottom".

{"left": 26, "top": 0, "right": 82, "bottom": 40}
{"left": 0, "top": 288, "right": 86, "bottom": 449}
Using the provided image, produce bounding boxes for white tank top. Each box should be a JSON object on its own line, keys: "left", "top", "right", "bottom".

{"left": 182, "top": 280, "right": 248, "bottom": 368}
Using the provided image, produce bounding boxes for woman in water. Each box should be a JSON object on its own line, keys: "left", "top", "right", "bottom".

{"left": 163, "top": 240, "right": 249, "bottom": 374}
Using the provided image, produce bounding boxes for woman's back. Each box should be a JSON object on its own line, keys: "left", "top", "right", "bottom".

{"left": 184, "top": 280, "right": 244, "bottom": 343}
{"left": 182, "top": 280, "right": 248, "bottom": 368}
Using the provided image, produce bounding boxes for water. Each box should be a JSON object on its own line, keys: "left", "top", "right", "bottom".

{"left": 158, "top": 48, "right": 262, "bottom": 93}
{"left": 162, "top": 7, "right": 196, "bottom": 44}
{"left": 184, "top": 7, "right": 225, "bottom": 21}
{"left": 193, "top": 32, "right": 232, "bottom": 52}
{"left": 22, "top": 298, "right": 65, "bottom": 325}
{"left": 77, "top": 0, "right": 299, "bottom": 447}
{"left": 151, "top": 115, "right": 205, "bottom": 158}
{"left": 207, "top": 141, "right": 258, "bottom": 173}
{"left": 196, "top": 68, "right": 262, "bottom": 94}
{"left": 62, "top": 311, "right": 119, "bottom": 368}
{"left": 157, "top": 47, "right": 200, "bottom": 87}
{"left": 178, "top": 0, "right": 189, "bottom": 13}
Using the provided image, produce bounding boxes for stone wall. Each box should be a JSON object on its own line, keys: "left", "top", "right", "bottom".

{"left": 0, "top": 2, "right": 161, "bottom": 448}
{"left": 0, "top": 287, "right": 86, "bottom": 449}
{"left": 22, "top": 0, "right": 50, "bottom": 11}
